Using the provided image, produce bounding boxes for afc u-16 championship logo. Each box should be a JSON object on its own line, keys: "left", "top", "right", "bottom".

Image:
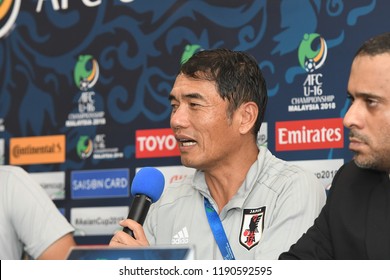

{"left": 239, "top": 207, "right": 265, "bottom": 250}
{"left": 76, "top": 134, "right": 124, "bottom": 160}
{"left": 288, "top": 33, "right": 336, "bottom": 113}
{"left": 0, "top": 0, "right": 21, "bottom": 39}
{"left": 180, "top": 44, "right": 202, "bottom": 64}
{"left": 66, "top": 54, "right": 106, "bottom": 127}
{"left": 77, "top": 136, "right": 93, "bottom": 159}
{"left": 74, "top": 54, "right": 100, "bottom": 91}
{"left": 298, "top": 33, "right": 328, "bottom": 73}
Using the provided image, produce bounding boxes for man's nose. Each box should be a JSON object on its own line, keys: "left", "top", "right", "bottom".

{"left": 343, "top": 100, "right": 362, "bottom": 129}
{"left": 170, "top": 105, "right": 189, "bottom": 130}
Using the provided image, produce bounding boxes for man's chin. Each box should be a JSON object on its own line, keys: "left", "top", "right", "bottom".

{"left": 353, "top": 153, "right": 367, "bottom": 167}
{"left": 181, "top": 158, "right": 195, "bottom": 168}
{"left": 353, "top": 155, "right": 376, "bottom": 170}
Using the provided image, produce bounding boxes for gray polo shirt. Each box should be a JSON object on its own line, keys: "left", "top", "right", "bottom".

{"left": 0, "top": 166, "right": 74, "bottom": 259}
{"left": 144, "top": 146, "right": 326, "bottom": 260}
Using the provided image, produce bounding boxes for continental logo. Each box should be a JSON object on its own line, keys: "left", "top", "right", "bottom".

{"left": 0, "top": 0, "right": 21, "bottom": 39}
{"left": 136, "top": 128, "right": 180, "bottom": 158}
{"left": 275, "top": 118, "right": 343, "bottom": 151}
{"left": 10, "top": 135, "right": 66, "bottom": 165}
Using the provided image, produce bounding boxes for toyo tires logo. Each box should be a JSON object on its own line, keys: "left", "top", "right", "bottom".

{"left": 0, "top": 0, "right": 21, "bottom": 39}
{"left": 298, "top": 33, "right": 328, "bottom": 73}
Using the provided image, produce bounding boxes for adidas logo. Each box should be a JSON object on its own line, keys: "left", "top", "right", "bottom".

{"left": 171, "top": 227, "right": 189, "bottom": 244}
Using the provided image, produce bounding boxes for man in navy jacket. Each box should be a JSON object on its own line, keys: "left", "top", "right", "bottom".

{"left": 279, "top": 32, "right": 390, "bottom": 259}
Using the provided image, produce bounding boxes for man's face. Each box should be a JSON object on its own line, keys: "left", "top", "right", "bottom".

{"left": 169, "top": 74, "right": 242, "bottom": 171}
{"left": 344, "top": 53, "right": 390, "bottom": 171}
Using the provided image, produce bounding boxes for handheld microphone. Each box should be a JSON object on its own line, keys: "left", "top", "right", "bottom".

{"left": 123, "top": 167, "right": 165, "bottom": 237}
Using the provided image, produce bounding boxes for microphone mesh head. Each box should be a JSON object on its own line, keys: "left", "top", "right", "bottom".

{"left": 131, "top": 167, "right": 165, "bottom": 203}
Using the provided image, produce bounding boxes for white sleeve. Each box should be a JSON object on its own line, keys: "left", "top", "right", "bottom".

{"left": 3, "top": 166, "right": 74, "bottom": 259}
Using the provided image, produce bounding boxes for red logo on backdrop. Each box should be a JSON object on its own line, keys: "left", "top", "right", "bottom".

{"left": 275, "top": 118, "right": 344, "bottom": 151}
{"left": 136, "top": 128, "right": 180, "bottom": 158}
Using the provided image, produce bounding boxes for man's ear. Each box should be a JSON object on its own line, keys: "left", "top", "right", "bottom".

{"left": 238, "top": 102, "right": 258, "bottom": 134}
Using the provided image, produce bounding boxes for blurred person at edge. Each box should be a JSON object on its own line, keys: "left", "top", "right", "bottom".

{"left": 279, "top": 32, "right": 390, "bottom": 259}
{"left": 0, "top": 165, "right": 76, "bottom": 259}
{"left": 110, "top": 48, "right": 326, "bottom": 259}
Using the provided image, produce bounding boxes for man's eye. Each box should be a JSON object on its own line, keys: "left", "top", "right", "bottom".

{"left": 366, "top": 99, "right": 378, "bottom": 106}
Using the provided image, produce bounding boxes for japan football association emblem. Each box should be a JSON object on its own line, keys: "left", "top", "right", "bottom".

{"left": 239, "top": 207, "right": 265, "bottom": 250}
